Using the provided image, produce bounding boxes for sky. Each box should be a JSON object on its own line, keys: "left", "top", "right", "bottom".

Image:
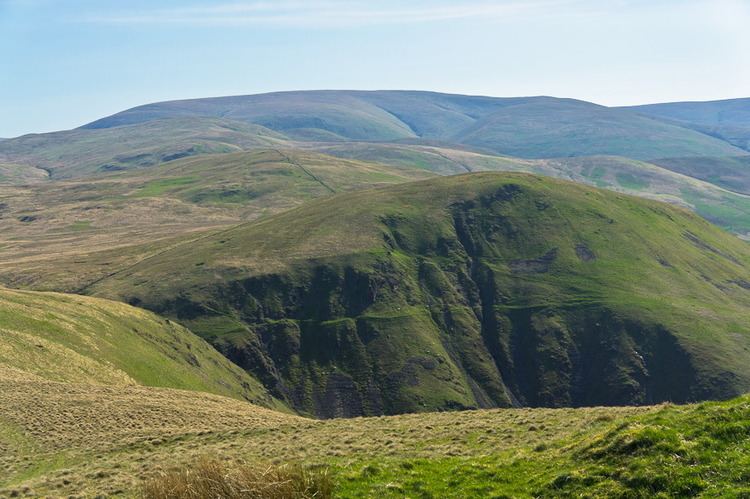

{"left": 1, "top": 0, "right": 749, "bottom": 138}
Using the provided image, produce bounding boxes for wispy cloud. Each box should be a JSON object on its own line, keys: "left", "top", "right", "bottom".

{"left": 76, "top": 0, "right": 581, "bottom": 28}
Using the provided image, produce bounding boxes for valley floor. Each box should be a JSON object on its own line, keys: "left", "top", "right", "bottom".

{"left": 4, "top": 370, "right": 749, "bottom": 497}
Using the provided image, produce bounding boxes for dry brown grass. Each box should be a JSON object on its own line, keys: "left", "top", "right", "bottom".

{"left": 0, "top": 149, "right": 429, "bottom": 292}
{"left": 141, "top": 458, "right": 332, "bottom": 499}
{"left": 0, "top": 373, "right": 656, "bottom": 497}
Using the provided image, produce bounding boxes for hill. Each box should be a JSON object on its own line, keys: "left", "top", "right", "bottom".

{"left": 0, "top": 117, "right": 288, "bottom": 179}
{"left": 0, "top": 149, "right": 431, "bottom": 291}
{"left": 86, "top": 173, "right": 750, "bottom": 418}
{"left": 313, "top": 144, "right": 750, "bottom": 237}
{"left": 625, "top": 98, "right": 750, "bottom": 152}
{"left": 0, "top": 285, "right": 282, "bottom": 408}
{"left": 78, "top": 90, "right": 745, "bottom": 160}
{"left": 4, "top": 146, "right": 750, "bottom": 298}
{"left": 651, "top": 155, "right": 750, "bottom": 194}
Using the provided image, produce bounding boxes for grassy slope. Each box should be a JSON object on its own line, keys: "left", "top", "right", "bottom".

{"left": 651, "top": 155, "right": 750, "bottom": 194}
{"left": 88, "top": 173, "right": 750, "bottom": 416}
{"left": 314, "top": 143, "right": 750, "bottom": 237}
{"left": 452, "top": 98, "right": 745, "bottom": 159}
{"left": 0, "top": 285, "right": 282, "bottom": 408}
{"left": 3, "top": 144, "right": 750, "bottom": 298}
{"left": 0, "top": 149, "right": 432, "bottom": 291}
{"left": 0, "top": 117, "right": 289, "bottom": 179}
{"left": 0, "top": 162, "right": 48, "bottom": 183}
{"left": 83, "top": 91, "right": 419, "bottom": 140}
{"left": 3, "top": 375, "right": 750, "bottom": 497}
{"left": 79, "top": 91, "right": 745, "bottom": 159}
{"left": 337, "top": 396, "right": 750, "bottom": 498}
{"left": 624, "top": 98, "right": 750, "bottom": 151}
{"left": 536, "top": 156, "right": 750, "bottom": 237}
{"left": 0, "top": 378, "right": 300, "bottom": 496}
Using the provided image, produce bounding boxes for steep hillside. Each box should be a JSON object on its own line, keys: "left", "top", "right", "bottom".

{"left": 0, "top": 285, "right": 282, "bottom": 408}
{"left": 6, "top": 148, "right": 750, "bottom": 298}
{"left": 625, "top": 98, "right": 750, "bottom": 151}
{"left": 88, "top": 173, "right": 750, "bottom": 417}
{"left": 79, "top": 90, "right": 745, "bottom": 160}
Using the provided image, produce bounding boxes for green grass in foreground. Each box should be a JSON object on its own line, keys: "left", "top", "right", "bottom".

{"left": 333, "top": 396, "right": 750, "bottom": 497}
{"left": 134, "top": 395, "right": 750, "bottom": 498}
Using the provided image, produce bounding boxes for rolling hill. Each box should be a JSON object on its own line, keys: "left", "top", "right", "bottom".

{"left": 0, "top": 149, "right": 431, "bottom": 291}
{"left": 4, "top": 144, "right": 750, "bottom": 298}
{"left": 312, "top": 143, "right": 750, "bottom": 236}
{"left": 85, "top": 173, "right": 750, "bottom": 418}
{"left": 0, "top": 117, "right": 288, "bottom": 179}
{"left": 651, "top": 155, "right": 750, "bottom": 194}
{"left": 625, "top": 97, "right": 750, "bottom": 152}
{"left": 77, "top": 90, "right": 745, "bottom": 160}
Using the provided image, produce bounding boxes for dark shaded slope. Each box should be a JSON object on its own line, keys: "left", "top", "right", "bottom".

{"left": 88, "top": 173, "right": 750, "bottom": 418}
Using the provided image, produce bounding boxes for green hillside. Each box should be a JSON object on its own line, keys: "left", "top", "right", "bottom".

{"left": 4, "top": 143, "right": 750, "bottom": 300}
{"left": 0, "top": 286, "right": 283, "bottom": 409}
{"left": 625, "top": 98, "right": 750, "bottom": 151}
{"left": 315, "top": 143, "right": 750, "bottom": 236}
{"left": 651, "top": 155, "right": 750, "bottom": 194}
{"left": 86, "top": 173, "right": 750, "bottom": 417}
{"left": 0, "top": 117, "right": 288, "bottom": 179}
{"left": 0, "top": 149, "right": 431, "bottom": 291}
{"left": 535, "top": 156, "right": 750, "bottom": 237}
{"left": 453, "top": 98, "right": 744, "bottom": 159}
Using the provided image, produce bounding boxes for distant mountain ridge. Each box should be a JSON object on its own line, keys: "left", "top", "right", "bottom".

{"left": 624, "top": 98, "right": 750, "bottom": 152}
{"left": 79, "top": 90, "right": 746, "bottom": 160}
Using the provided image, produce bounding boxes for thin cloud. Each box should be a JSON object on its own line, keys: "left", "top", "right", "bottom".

{"left": 76, "top": 0, "right": 581, "bottom": 28}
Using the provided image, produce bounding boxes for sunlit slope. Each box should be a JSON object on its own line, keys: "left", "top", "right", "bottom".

{"left": 313, "top": 143, "right": 750, "bottom": 236}
{"left": 0, "top": 378, "right": 300, "bottom": 496}
{"left": 3, "top": 374, "right": 750, "bottom": 497}
{"left": 0, "top": 149, "right": 432, "bottom": 291}
{"left": 0, "top": 286, "right": 282, "bottom": 408}
{"left": 89, "top": 173, "right": 750, "bottom": 417}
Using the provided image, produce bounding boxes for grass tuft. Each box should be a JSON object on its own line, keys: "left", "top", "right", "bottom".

{"left": 141, "top": 458, "right": 332, "bottom": 499}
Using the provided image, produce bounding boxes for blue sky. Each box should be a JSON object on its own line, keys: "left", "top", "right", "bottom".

{"left": 1, "top": 0, "right": 749, "bottom": 137}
